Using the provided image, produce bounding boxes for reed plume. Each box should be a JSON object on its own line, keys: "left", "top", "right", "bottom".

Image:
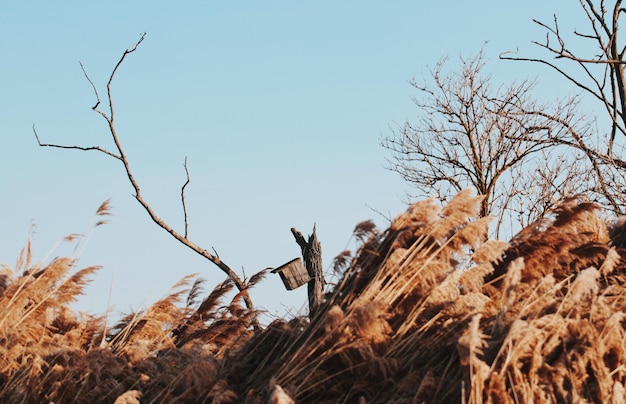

{"left": 3, "top": 191, "right": 626, "bottom": 402}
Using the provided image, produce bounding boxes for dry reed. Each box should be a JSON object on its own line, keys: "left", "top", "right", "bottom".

{"left": 2, "top": 191, "right": 626, "bottom": 403}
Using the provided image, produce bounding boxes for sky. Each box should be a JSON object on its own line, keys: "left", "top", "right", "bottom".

{"left": 1, "top": 1, "right": 581, "bottom": 323}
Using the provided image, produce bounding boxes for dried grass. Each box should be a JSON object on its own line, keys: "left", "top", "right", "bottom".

{"left": 3, "top": 191, "right": 626, "bottom": 402}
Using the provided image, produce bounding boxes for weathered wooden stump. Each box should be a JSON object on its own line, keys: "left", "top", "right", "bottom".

{"left": 291, "top": 225, "right": 324, "bottom": 318}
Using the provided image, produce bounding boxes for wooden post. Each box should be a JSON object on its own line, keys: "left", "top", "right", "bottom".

{"left": 291, "top": 225, "right": 324, "bottom": 318}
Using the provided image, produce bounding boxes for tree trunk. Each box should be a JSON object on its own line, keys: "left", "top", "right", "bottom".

{"left": 291, "top": 225, "right": 324, "bottom": 318}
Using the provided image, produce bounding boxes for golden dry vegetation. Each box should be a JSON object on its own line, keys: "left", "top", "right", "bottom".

{"left": 2, "top": 191, "right": 626, "bottom": 403}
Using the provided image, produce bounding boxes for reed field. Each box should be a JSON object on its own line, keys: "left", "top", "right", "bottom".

{"left": 2, "top": 190, "right": 626, "bottom": 403}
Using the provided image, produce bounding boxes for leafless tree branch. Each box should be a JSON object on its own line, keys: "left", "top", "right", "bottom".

{"left": 79, "top": 62, "right": 101, "bottom": 111}
{"left": 34, "top": 33, "right": 262, "bottom": 330}
{"left": 33, "top": 125, "right": 121, "bottom": 160}
{"left": 181, "top": 157, "right": 191, "bottom": 239}
{"left": 500, "top": 0, "right": 626, "bottom": 215}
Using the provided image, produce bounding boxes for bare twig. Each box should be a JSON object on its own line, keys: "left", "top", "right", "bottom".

{"left": 79, "top": 62, "right": 101, "bottom": 111}
{"left": 364, "top": 203, "right": 392, "bottom": 225}
{"left": 181, "top": 157, "right": 190, "bottom": 239}
{"left": 499, "top": 52, "right": 605, "bottom": 102}
{"left": 33, "top": 125, "right": 121, "bottom": 160}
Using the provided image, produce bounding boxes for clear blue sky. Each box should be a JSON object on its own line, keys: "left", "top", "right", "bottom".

{"left": 1, "top": 1, "right": 579, "bottom": 322}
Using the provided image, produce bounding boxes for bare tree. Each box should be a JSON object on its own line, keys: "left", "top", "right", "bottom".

{"left": 501, "top": 0, "right": 626, "bottom": 215}
{"left": 382, "top": 50, "right": 593, "bottom": 238}
{"left": 33, "top": 34, "right": 263, "bottom": 330}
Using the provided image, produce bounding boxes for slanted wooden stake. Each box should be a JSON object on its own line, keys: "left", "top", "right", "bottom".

{"left": 291, "top": 225, "right": 324, "bottom": 318}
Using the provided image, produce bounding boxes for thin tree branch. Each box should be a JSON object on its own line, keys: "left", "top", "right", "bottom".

{"left": 364, "top": 203, "right": 392, "bottom": 225}
{"left": 181, "top": 157, "right": 191, "bottom": 239}
{"left": 106, "top": 33, "right": 146, "bottom": 123}
{"left": 499, "top": 52, "right": 606, "bottom": 101}
{"left": 79, "top": 61, "right": 102, "bottom": 112}
{"left": 33, "top": 125, "right": 121, "bottom": 160}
